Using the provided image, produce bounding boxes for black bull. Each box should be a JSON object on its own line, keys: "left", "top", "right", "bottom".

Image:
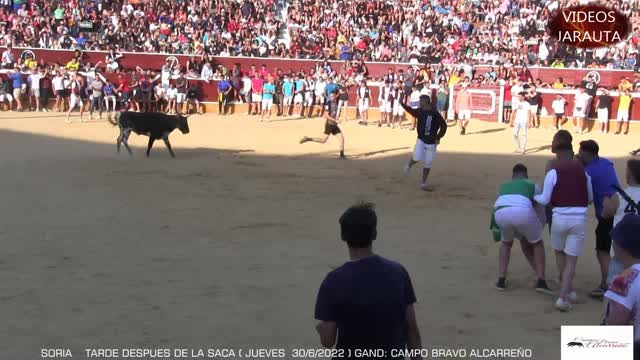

{"left": 108, "top": 112, "right": 190, "bottom": 157}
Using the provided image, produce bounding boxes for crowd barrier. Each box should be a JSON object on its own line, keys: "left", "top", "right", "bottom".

{"left": 12, "top": 47, "right": 635, "bottom": 88}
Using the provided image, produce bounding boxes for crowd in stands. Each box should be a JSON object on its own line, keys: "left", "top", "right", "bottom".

{"left": 0, "top": 0, "right": 638, "bottom": 68}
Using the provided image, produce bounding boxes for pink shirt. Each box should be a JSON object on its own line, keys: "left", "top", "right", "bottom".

{"left": 251, "top": 77, "right": 264, "bottom": 94}
{"left": 455, "top": 90, "right": 472, "bottom": 112}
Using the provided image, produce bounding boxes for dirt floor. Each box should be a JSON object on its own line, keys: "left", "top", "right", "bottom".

{"left": 0, "top": 110, "right": 637, "bottom": 359}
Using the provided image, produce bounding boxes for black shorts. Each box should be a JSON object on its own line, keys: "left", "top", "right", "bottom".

{"left": 555, "top": 113, "right": 564, "bottom": 120}
{"left": 595, "top": 216, "right": 613, "bottom": 252}
{"left": 324, "top": 121, "right": 341, "bottom": 135}
{"left": 56, "top": 89, "right": 65, "bottom": 97}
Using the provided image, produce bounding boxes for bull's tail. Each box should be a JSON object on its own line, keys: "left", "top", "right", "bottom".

{"left": 107, "top": 112, "right": 120, "bottom": 126}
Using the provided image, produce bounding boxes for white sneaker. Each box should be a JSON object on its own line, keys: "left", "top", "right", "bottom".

{"left": 554, "top": 297, "right": 572, "bottom": 312}
{"left": 403, "top": 164, "right": 411, "bottom": 175}
{"left": 568, "top": 291, "right": 578, "bottom": 303}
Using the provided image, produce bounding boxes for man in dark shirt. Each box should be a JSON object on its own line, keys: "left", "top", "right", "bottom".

{"left": 581, "top": 74, "right": 598, "bottom": 118}
{"left": 595, "top": 89, "right": 612, "bottom": 133}
{"left": 401, "top": 95, "right": 448, "bottom": 191}
{"left": 315, "top": 202, "right": 423, "bottom": 359}
{"left": 526, "top": 86, "right": 542, "bottom": 128}
{"left": 299, "top": 93, "right": 346, "bottom": 159}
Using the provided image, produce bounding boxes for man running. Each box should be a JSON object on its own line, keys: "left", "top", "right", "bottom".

{"left": 493, "top": 164, "right": 551, "bottom": 293}
{"left": 401, "top": 95, "right": 447, "bottom": 191}
{"left": 299, "top": 92, "right": 346, "bottom": 159}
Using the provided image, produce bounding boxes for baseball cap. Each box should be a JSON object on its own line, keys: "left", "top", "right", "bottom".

{"left": 611, "top": 213, "right": 640, "bottom": 259}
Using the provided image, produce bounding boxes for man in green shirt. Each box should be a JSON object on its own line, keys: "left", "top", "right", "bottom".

{"left": 493, "top": 164, "right": 551, "bottom": 294}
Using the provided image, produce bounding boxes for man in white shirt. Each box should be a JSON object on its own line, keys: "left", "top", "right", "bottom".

{"left": 28, "top": 68, "right": 46, "bottom": 112}
{"left": 551, "top": 95, "right": 566, "bottom": 130}
{"left": 603, "top": 213, "right": 640, "bottom": 353}
{"left": 534, "top": 142, "right": 594, "bottom": 311}
{"left": 378, "top": 80, "right": 392, "bottom": 127}
{"left": 510, "top": 92, "right": 532, "bottom": 154}
{"left": 573, "top": 87, "right": 591, "bottom": 134}
{"left": 314, "top": 76, "right": 327, "bottom": 118}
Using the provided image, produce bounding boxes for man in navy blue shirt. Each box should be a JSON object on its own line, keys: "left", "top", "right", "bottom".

{"left": 217, "top": 75, "right": 232, "bottom": 115}
{"left": 577, "top": 140, "right": 620, "bottom": 299}
{"left": 314, "top": 202, "right": 423, "bottom": 359}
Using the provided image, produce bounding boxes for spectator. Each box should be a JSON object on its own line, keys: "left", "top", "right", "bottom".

{"left": 577, "top": 140, "right": 620, "bottom": 300}
{"left": 603, "top": 213, "right": 640, "bottom": 357}
{"left": 314, "top": 202, "right": 423, "bottom": 358}
{"left": 103, "top": 80, "right": 117, "bottom": 112}
{"left": 0, "top": 76, "right": 13, "bottom": 110}
{"left": 8, "top": 66, "right": 24, "bottom": 111}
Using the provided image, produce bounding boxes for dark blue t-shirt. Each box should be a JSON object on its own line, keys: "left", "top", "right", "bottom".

{"left": 315, "top": 255, "right": 416, "bottom": 359}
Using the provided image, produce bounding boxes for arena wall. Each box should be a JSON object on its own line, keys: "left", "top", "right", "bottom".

{"left": 15, "top": 48, "right": 635, "bottom": 87}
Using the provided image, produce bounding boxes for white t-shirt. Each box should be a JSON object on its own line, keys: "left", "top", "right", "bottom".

{"left": 513, "top": 101, "right": 531, "bottom": 124}
{"left": 242, "top": 78, "right": 252, "bottom": 93}
{"left": 575, "top": 92, "right": 590, "bottom": 110}
{"left": 52, "top": 76, "right": 64, "bottom": 91}
{"left": 552, "top": 99, "right": 566, "bottom": 114}
{"left": 29, "top": 73, "right": 43, "bottom": 90}
{"left": 604, "top": 264, "right": 640, "bottom": 341}
{"left": 167, "top": 88, "right": 178, "bottom": 99}
{"left": 314, "top": 81, "right": 326, "bottom": 96}
{"left": 410, "top": 90, "right": 420, "bottom": 103}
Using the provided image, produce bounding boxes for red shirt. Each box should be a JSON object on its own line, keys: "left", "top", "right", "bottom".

{"left": 251, "top": 77, "right": 264, "bottom": 93}
{"left": 119, "top": 79, "right": 130, "bottom": 93}
{"left": 551, "top": 160, "right": 588, "bottom": 207}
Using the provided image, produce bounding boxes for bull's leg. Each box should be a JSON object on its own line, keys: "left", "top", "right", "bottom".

{"left": 162, "top": 136, "right": 175, "bottom": 158}
{"left": 121, "top": 129, "right": 133, "bottom": 156}
{"left": 146, "top": 137, "right": 155, "bottom": 157}
{"left": 116, "top": 132, "right": 123, "bottom": 153}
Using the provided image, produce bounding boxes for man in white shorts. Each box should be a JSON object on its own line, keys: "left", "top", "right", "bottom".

{"left": 282, "top": 75, "right": 294, "bottom": 116}
{"left": 304, "top": 75, "right": 315, "bottom": 117}
{"left": 65, "top": 73, "right": 83, "bottom": 123}
{"left": 0, "top": 76, "right": 13, "bottom": 109}
{"left": 391, "top": 81, "right": 404, "bottom": 128}
{"left": 260, "top": 77, "right": 276, "bottom": 122}
{"left": 165, "top": 83, "right": 178, "bottom": 114}
{"left": 492, "top": 163, "right": 551, "bottom": 293}
{"left": 535, "top": 141, "right": 593, "bottom": 312}
{"left": 595, "top": 89, "right": 612, "bottom": 133}
{"left": 357, "top": 80, "right": 371, "bottom": 125}
{"left": 510, "top": 92, "right": 532, "bottom": 154}
{"left": 293, "top": 75, "right": 305, "bottom": 117}
{"left": 314, "top": 76, "right": 326, "bottom": 118}
{"left": 378, "top": 80, "right": 392, "bottom": 127}
{"left": 28, "top": 68, "right": 45, "bottom": 112}
{"left": 455, "top": 83, "right": 472, "bottom": 135}
{"left": 603, "top": 159, "right": 640, "bottom": 285}
{"left": 572, "top": 87, "right": 590, "bottom": 133}
{"left": 400, "top": 95, "right": 447, "bottom": 191}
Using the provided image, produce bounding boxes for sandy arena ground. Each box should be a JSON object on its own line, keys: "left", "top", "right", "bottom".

{"left": 0, "top": 110, "right": 638, "bottom": 359}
